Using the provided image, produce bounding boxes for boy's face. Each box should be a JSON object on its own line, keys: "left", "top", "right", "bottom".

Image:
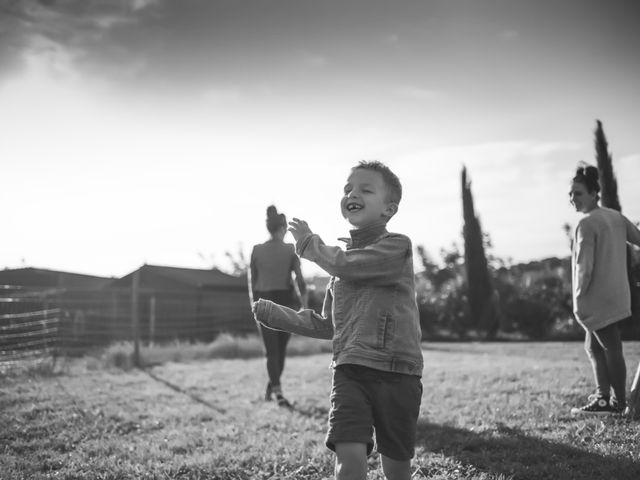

{"left": 341, "top": 168, "right": 397, "bottom": 229}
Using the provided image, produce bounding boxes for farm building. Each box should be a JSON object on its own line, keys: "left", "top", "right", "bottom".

{"left": 106, "top": 264, "right": 255, "bottom": 344}
{"left": 0, "top": 266, "right": 112, "bottom": 290}
{"left": 0, "top": 267, "right": 112, "bottom": 317}
{"left": 0, "top": 267, "right": 115, "bottom": 358}
{"left": 1, "top": 265, "right": 254, "bottom": 356}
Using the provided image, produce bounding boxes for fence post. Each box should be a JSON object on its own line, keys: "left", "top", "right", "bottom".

{"left": 149, "top": 295, "right": 156, "bottom": 347}
{"left": 43, "top": 299, "right": 53, "bottom": 354}
{"left": 132, "top": 270, "right": 140, "bottom": 368}
{"left": 627, "top": 360, "right": 640, "bottom": 419}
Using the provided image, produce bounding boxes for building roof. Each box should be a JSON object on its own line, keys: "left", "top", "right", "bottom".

{"left": 110, "top": 264, "right": 248, "bottom": 290}
{"left": 0, "top": 267, "right": 112, "bottom": 289}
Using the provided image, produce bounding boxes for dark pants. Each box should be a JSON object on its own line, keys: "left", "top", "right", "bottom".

{"left": 254, "top": 289, "right": 297, "bottom": 388}
{"left": 584, "top": 320, "right": 627, "bottom": 406}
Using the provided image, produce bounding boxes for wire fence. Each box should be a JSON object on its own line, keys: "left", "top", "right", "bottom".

{"left": 0, "top": 283, "right": 255, "bottom": 368}
{"left": 0, "top": 308, "right": 60, "bottom": 363}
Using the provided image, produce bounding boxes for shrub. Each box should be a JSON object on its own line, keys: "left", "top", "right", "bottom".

{"left": 417, "top": 243, "right": 575, "bottom": 340}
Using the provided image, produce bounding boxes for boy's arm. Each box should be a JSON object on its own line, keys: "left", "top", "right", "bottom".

{"left": 297, "top": 233, "right": 410, "bottom": 283}
{"left": 252, "top": 299, "right": 333, "bottom": 340}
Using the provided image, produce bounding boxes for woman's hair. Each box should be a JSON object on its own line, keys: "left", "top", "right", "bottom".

{"left": 573, "top": 163, "right": 600, "bottom": 194}
{"left": 266, "top": 205, "right": 287, "bottom": 234}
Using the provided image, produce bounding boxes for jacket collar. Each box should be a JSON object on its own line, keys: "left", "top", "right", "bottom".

{"left": 339, "top": 222, "right": 388, "bottom": 249}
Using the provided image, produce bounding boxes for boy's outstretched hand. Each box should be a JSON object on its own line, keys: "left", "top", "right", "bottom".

{"left": 288, "top": 217, "right": 313, "bottom": 242}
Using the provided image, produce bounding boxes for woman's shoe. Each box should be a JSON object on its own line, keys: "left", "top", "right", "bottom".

{"left": 264, "top": 382, "right": 273, "bottom": 401}
{"left": 276, "top": 393, "right": 293, "bottom": 409}
{"left": 570, "top": 396, "right": 616, "bottom": 416}
{"left": 271, "top": 384, "right": 292, "bottom": 408}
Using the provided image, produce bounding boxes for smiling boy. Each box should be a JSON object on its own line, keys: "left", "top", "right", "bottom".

{"left": 253, "top": 161, "right": 423, "bottom": 480}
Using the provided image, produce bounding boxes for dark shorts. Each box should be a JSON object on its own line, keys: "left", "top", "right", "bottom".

{"left": 326, "top": 364, "right": 422, "bottom": 461}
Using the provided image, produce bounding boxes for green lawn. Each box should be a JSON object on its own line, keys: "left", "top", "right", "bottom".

{"left": 1, "top": 342, "right": 639, "bottom": 479}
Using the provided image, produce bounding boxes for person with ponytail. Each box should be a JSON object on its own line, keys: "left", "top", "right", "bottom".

{"left": 248, "top": 206, "right": 307, "bottom": 408}
{"left": 569, "top": 164, "right": 640, "bottom": 415}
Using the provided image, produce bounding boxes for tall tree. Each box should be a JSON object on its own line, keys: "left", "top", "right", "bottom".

{"left": 594, "top": 119, "right": 622, "bottom": 211}
{"left": 594, "top": 120, "right": 640, "bottom": 417}
{"left": 461, "top": 166, "right": 497, "bottom": 338}
{"left": 594, "top": 119, "right": 639, "bottom": 326}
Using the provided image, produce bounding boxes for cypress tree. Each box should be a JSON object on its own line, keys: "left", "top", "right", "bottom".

{"left": 594, "top": 119, "right": 622, "bottom": 211}
{"left": 593, "top": 120, "right": 640, "bottom": 418}
{"left": 461, "top": 166, "right": 497, "bottom": 338}
{"left": 594, "top": 119, "right": 639, "bottom": 322}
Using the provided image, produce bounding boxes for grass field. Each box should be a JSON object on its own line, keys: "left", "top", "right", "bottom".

{"left": 1, "top": 341, "right": 640, "bottom": 479}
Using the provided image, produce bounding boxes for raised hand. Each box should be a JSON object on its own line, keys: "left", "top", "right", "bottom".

{"left": 288, "top": 217, "right": 313, "bottom": 242}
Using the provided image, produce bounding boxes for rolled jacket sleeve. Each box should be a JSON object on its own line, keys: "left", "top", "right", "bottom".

{"left": 253, "top": 299, "right": 334, "bottom": 340}
{"left": 296, "top": 233, "right": 410, "bottom": 284}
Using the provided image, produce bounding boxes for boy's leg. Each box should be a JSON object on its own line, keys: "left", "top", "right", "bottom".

{"left": 380, "top": 455, "right": 411, "bottom": 480}
{"left": 370, "top": 372, "right": 422, "bottom": 471}
{"left": 334, "top": 442, "right": 368, "bottom": 480}
{"left": 326, "top": 366, "right": 375, "bottom": 478}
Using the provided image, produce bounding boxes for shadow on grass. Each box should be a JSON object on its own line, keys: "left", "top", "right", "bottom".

{"left": 416, "top": 420, "right": 640, "bottom": 480}
{"left": 142, "top": 368, "right": 227, "bottom": 414}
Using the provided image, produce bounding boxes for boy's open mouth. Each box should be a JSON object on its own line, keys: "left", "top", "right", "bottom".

{"left": 346, "top": 203, "right": 362, "bottom": 212}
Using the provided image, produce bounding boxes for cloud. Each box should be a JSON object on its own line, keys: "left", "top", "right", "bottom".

{"left": 388, "top": 140, "right": 587, "bottom": 263}
{"left": 382, "top": 33, "right": 400, "bottom": 45}
{"left": 131, "top": 0, "right": 159, "bottom": 11}
{"left": 618, "top": 152, "right": 640, "bottom": 164}
{"left": 90, "top": 14, "right": 136, "bottom": 30}
{"left": 616, "top": 153, "right": 640, "bottom": 219}
{"left": 525, "top": 141, "right": 582, "bottom": 156}
{"left": 401, "top": 140, "right": 580, "bottom": 165}
{"left": 394, "top": 85, "right": 440, "bottom": 100}
{"left": 203, "top": 87, "right": 243, "bottom": 103}
{"left": 498, "top": 29, "right": 519, "bottom": 40}
{"left": 301, "top": 53, "right": 328, "bottom": 68}
{"left": 392, "top": 139, "right": 587, "bottom": 208}
{"left": 22, "top": 33, "right": 79, "bottom": 79}
{"left": 0, "top": 1, "right": 153, "bottom": 83}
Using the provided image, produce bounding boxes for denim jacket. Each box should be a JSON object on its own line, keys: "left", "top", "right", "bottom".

{"left": 253, "top": 223, "right": 423, "bottom": 376}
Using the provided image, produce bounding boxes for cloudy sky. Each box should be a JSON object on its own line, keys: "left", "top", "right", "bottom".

{"left": 1, "top": 0, "right": 639, "bottom": 278}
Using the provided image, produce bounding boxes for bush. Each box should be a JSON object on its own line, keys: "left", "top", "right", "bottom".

{"left": 416, "top": 247, "right": 575, "bottom": 340}
{"left": 494, "top": 274, "right": 572, "bottom": 339}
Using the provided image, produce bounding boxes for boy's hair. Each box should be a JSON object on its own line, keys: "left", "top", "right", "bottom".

{"left": 353, "top": 160, "right": 402, "bottom": 204}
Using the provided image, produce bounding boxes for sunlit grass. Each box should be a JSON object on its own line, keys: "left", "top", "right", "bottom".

{"left": 1, "top": 342, "right": 639, "bottom": 479}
